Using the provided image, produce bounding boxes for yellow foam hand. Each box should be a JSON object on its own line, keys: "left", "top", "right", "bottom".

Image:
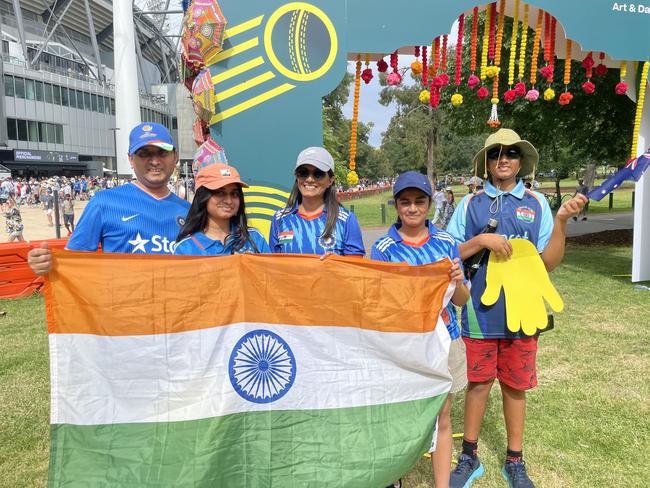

{"left": 481, "top": 238, "right": 564, "bottom": 336}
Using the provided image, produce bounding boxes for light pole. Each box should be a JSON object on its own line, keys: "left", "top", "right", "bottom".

{"left": 109, "top": 127, "right": 119, "bottom": 175}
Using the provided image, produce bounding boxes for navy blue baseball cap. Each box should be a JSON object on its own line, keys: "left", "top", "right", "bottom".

{"left": 393, "top": 171, "right": 433, "bottom": 197}
{"left": 128, "top": 122, "right": 175, "bottom": 155}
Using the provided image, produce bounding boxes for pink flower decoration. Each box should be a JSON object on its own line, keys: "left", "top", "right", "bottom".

{"left": 468, "top": 74, "right": 480, "bottom": 89}
{"left": 540, "top": 65, "right": 554, "bottom": 81}
{"left": 387, "top": 72, "right": 402, "bottom": 85}
{"left": 477, "top": 86, "right": 489, "bottom": 99}
{"left": 615, "top": 82, "right": 628, "bottom": 95}
{"left": 432, "top": 76, "right": 445, "bottom": 88}
{"left": 514, "top": 82, "right": 526, "bottom": 97}
{"left": 377, "top": 59, "right": 388, "bottom": 73}
{"left": 503, "top": 89, "right": 517, "bottom": 103}
{"left": 438, "top": 73, "right": 450, "bottom": 86}
{"left": 361, "top": 68, "right": 374, "bottom": 84}
{"left": 581, "top": 55, "right": 595, "bottom": 69}
{"left": 595, "top": 64, "right": 608, "bottom": 76}
{"left": 559, "top": 92, "right": 574, "bottom": 106}
{"left": 430, "top": 88, "right": 441, "bottom": 108}
{"left": 525, "top": 89, "right": 540, "bottom": 101}
{"left": 581, "top": 81, "right": 596, "bottom": 94}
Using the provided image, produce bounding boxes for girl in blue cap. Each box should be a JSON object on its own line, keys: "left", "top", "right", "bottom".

{"left": 269, "top": 147, "right": 364, "bottom": 256}
{"left": 174, "top": 163, "right": 269, "bottom": 256}
{"left": 371, "top": 171, "right": 469, "bottom": 488}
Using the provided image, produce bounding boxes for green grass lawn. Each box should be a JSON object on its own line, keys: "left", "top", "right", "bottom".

{"left": 1, "top": 245, "right": 648, "bottom": 487}
{"left": 344, "top": 186, "right": 635, "bottom": 228}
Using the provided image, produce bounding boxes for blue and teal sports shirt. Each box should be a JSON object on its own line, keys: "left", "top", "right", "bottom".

{"left": 447, "top": 179, "right": 554, "bottom": 339}
{"left": 67, "top": 183, "right": 191, "bottom": 254}
{"left": 370, "top": 221, "right": 463, "bottom": 340}
{"left": 269, "top": 204, "right": 365, "bottom": 256}
{"left": 174, "top": 227, "right": 270, "bottom": 256}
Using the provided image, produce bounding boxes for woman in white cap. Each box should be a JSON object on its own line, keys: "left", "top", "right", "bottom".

{"left": 269, "top": 147, "right": 364, "bottom": 256}
{"left": 174, "top": 163, "right": 269, "bottom": 256}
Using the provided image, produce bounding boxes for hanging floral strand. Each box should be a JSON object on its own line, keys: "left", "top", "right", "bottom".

{"left": 596, "top": 52, "right": 608, "bottom": 76}
{"left": 559, "top": 40, "right": 573, "bottom": 105}
{"left": 480, "top": 4, "right": 491, "bottom": 82}
{"left": 347, "top": 56, "right": 361, "bottom": 187}
{"left": 526, "top": 9, "right": 543, "bottom": 101}
{"left": 438, "top": 35, "right": 450, "bottom": 86}
{"left": 411, "top": 46, "right": 423, "bottom": 76}
{"left": 488, "top": 2, "right": 497, "bottom": 62}
{"left": 616, "top": 61, "right": 628, "bottom": 95}
{"left": 387, "top": 50, "right": 402, "bottom": 85}
{"left": 582, "top": 52, "right": 595, "bottom": 94}
{"left": 516, "top": 3, "right": 529, "bottom": 96}
{"left": 468, "top": 6, "right": 480, "bottom": 89}
{"left": 362, "top": 53, "right": 373, "bottom": 84}
{"left": 486, "top": 0, "right": 503, "bottom": 80}
{"left": 543, "top": 15, "right": 557, "bottom": 101}
{"left": 631, "top": 61, "right": 649, "bottom": 159}
{"left": 422, "top": 45, "right": 429, "bottom": 86}
{"left": 452, "top": 13, "right": 465, "bottom": 107}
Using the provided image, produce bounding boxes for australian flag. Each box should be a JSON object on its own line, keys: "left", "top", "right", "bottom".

{"left": 587, "top": 149, "right": 650, "bottom": 201}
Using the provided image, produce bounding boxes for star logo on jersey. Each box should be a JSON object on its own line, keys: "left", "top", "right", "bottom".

{"left": 128, "top": 233, "right": 150, "bottom": 253}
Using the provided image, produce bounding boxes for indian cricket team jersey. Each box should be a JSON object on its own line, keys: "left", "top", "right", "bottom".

{"left": 447, "top": 179, "right": 554, "bottom": 339}
{"left": 269, "top": 204, "right": 365, "bottom": 256}
{"left": 371, "top": 221, "right": 462, "bottom": 340}
{"left": 67, "top": 183, "right": 191, "bottom": 254}
{"left": 174, "top": 228, "right": 270, "bottom": 256}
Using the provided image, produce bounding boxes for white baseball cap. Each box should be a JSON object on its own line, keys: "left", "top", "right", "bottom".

{"left": 295, "top": 147, "right": 335, "bottom": 173}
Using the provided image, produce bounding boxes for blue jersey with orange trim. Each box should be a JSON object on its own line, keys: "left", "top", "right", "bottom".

{"left": 370, "top": 221, "right": 463, "bottom": 340}
{"left": 447, "top": 179, "right": 554, "bottom": 339}
{"left": 67, "top": 183, "right": 190, "bottom": 254}
{"left": 269, "top": 204, "right": 365, "bottom": 256}
{"left": 174, "top": 228, "right": 270, "bottom": 256}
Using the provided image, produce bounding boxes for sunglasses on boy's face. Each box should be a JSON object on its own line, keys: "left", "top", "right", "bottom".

{"left": 295, "top": 168, "right": 328, "bottom": 180}
{"left": 487, "top": 147, "right": 522, "bottom": 160}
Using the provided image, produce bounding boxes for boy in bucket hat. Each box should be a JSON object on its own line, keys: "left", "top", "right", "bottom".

{"left": 446, "top": 129, "right": 587, "bottom": 487}
{"left": 28, "top": 122, "right": 190, "bottom": 275}
{"left": 371, "top": 171, "right": 470, "bottom": 488}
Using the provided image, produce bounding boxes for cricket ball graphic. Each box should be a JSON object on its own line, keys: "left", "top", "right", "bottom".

{"left": 263, "top": 2, "right": 338, "bottom": 82}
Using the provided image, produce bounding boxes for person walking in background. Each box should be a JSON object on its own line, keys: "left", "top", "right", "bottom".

{"left": 42, "top": 189, "right": 54, "bottom": 227}
{"left": 62, "top": 194, "right": 75, "bottom": 236}
{"left": 5, "top": 197, "right": 24, "bottom": 242}
{"left": 440, "top": 190, "right": 456, "bottom": 229}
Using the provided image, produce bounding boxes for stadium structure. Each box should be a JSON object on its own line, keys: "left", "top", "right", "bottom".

{"left": 0, "top": 0, "right": 184, "bottom": 176}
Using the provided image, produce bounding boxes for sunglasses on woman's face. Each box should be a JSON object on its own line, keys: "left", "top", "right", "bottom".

{"left": 487, "top": 147, "right": 522, "bottom": 160}
{"left": 295, "top": 168, "right": 328, "bottom": 180}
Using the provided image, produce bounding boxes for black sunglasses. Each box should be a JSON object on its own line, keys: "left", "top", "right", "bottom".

{"left": 295, "top": 168, "right": 328, "bottom": 180}
{"left": 487, "top": 147, "right": 522, "bottom": 160}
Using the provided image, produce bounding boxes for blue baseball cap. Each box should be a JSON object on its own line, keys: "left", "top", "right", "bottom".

{"left": 393, "top": 171, "right": 433, "bottom": 197}
{"left": 128, "top": 122, "right": 175, "bottom": 155}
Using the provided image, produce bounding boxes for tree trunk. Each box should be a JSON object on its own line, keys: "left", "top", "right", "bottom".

{"left": 426, "top": 116, "right": 438, "bottom": 185}
{"left": 554, "top": 177, "right": 561, "bottom": 210}
{"left": 583, "top": 163, "right": 596, "bottom": 191}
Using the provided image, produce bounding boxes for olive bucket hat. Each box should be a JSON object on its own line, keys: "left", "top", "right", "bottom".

{"left": 473, "top": 128, "right": 539, "bottom": 178}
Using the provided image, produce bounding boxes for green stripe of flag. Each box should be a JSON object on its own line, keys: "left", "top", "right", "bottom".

{"left": 49, "top": 395, "right": 446, "bottom": 487}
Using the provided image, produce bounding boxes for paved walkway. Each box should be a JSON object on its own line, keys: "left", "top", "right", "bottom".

{"left": 7, "top": 201, "right": 635, "bottom": 250}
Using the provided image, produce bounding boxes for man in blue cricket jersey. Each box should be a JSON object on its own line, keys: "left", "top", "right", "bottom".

{"left": 28, "top": 122, "right": 190, "bottom": 275}
{"left": 446, "top": 129, "right": 586, "bottom": 488}
{"left": 371, "top": 171, "right": 470, "bottom": 488}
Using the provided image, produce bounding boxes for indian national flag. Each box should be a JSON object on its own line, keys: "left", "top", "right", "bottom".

{"left": 45, "top": 251, "right": 454, "bottom": 487}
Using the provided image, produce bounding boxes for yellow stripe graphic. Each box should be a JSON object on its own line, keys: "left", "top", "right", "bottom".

{"left": 215, "top": 72, "right": 275, "bottom": 103}
{"left": 244, "top": 195, "right": 287, "bottom": 208}
{"left": 223, "top": 15, "right": 264, "bottom": 40}
{"left": 244, "top": 186, "right": 290, "bottom": 199}
{"left": 213, "top": 57, "right": 264, "bottom": 84}
{"left": 211, "top": 84, "right": 296, "bottom": 124}
{"left": 245, "top": 207, "right": 277, "bottom": 217}
{"left": 212, "top": 38, "right": 259, "bottom": 63}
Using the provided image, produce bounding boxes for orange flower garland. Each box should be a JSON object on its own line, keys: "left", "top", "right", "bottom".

{"left": 494, "top": 0, "right": 506, "bottom": 67}
{"left": 347, "top": 56, "right": 361, "bottom": 186}
{"left": 559, "top": 39, "right": 573, "bottom": 105}
{"left": 470, "top": 6, "right": 479, "bottom": 74}
{"left": 530, "top": 9, "right": 543, "bottom": 86}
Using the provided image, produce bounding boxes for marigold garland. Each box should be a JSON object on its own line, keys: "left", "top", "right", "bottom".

{"left": 422, "top": 46, "right": 429, "bottom": 86}
{"left": 488, "top": 2, "right": 497, "bottom": 61}
{"left": 411, "top": 46, "right": 423, "bottom": 76}
{"left": 508, "top": 0, "right": 520, "bottom": 87}
{"left": 518, "top": 4, "right": 529, "bottom": 81}
{"left": 563, "top": 40, "right": 572, "bottom": 87}
{"left": 348, "top": 55, "right": 361, "bottom": 176}
{"left": 455, "top": 14, "right": 465, "bottom": 87}
{"left": 433, "top": 37, "right": 441, "bottom": 75}
{"left": 441, "top": 35, "right": 448, "bottom": 73}
{"left": 451, "top": 93, "right": 464, "bottom": 107}
{"left": 631, "top": 61, "right": 649, "bottom": 159}
{"left": 549, "top": 16, "right": 557, "bottom": 77}
{"left": 419, "top": 90, "right": 430, "bottom": 104}
{"left": 480, "top": 4, "right": 491, "bottom": 81}
{"left": 470, "top": 6, "right": 479, "bottom": 74}
{"left": 544, "top": 87, "right": 555, "bottom": 101}
{"left": 529, "top": 9, "right": 543, "bottom": 86}
{"left": 543, "top": 12, "right": 551, "bottom": 63}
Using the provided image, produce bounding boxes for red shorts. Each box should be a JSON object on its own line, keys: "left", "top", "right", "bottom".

{"left": 463, "top": 337, "right": 539, "bottom": 391}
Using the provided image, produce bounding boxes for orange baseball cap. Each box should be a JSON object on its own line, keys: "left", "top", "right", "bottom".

{"left": 195, "top": 163, "right": 249, "bottom": 191}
